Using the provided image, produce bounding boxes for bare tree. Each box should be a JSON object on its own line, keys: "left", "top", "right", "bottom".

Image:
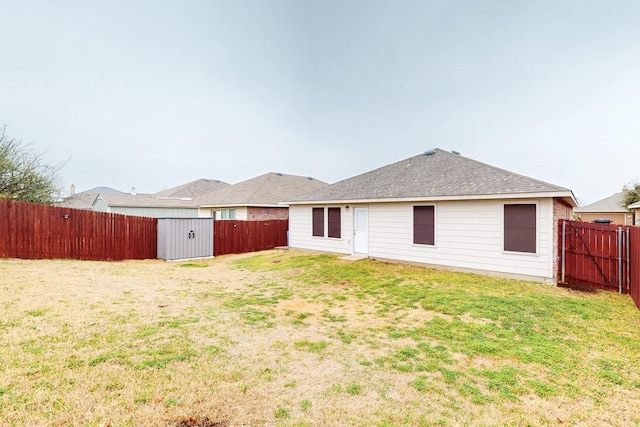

{"left": 0, "top": 125, "right": 65, "bottom": 204}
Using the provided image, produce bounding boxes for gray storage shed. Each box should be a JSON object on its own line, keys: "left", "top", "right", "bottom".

{"left": 157, "top": 218, "right": 214, "bottom": 260}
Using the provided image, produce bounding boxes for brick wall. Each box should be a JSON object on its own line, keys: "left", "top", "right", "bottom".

{"left": 552, "top": 198, "right": 574, "bottom": 281}
{"left": 247, "top": 207, "right": 289, "bottom": 221}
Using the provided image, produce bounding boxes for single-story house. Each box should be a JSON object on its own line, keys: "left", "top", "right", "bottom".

{"left": 92, "top": 193, "right": 201, "bottom": 218}
{"left": 196, "top": 172, "right": 328, "bottom": 220}
{"left": 91, "top": 179, "right": 230, "bottom": 218}
{"left": 286, "top": 149, "right": 576, "bottom": 283}
{"left": 55, "top": 186, "right": 124, "bottom": 210}
{"left": 574, "top": 192, "right": 633, "bottom": 225}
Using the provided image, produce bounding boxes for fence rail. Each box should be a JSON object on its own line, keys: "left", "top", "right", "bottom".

{"left": 214, "top": 220, "right": 288, "bottom": 256}
{"left": 0, "top": 200, "right": 157, "bottom": 260}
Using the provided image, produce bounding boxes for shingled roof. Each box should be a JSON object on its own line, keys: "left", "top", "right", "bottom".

{"left": 288, "top": 149, "right": 576, "bottom": 204}
{"left": 197, "top": 172, "right": 328, "bottom": 207}
{"left": 574, "top": 192, "right": 629, "bottom": 213}
{"left": 154, "top": 178, "right": 230, "bottom": 199}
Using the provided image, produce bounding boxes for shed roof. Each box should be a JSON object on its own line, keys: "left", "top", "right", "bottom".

{"left": 287, "top": 148, "right": 576, "bottom": 205}
{"left": 574, "top": 192, "right": 629, "bottom": 213}
{"left": 197, "top": 172, "right": 328, "bottom": 207}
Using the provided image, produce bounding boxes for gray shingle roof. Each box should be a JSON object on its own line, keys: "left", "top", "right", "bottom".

{"left": 288, "top": 149, "right": 575, "bottom": 203}
{"left": 197, "top": 173, "right": 328, "bottom": 207}
{"left": 55, "top": 187, "right": 125, "bottom": 210}
{"left": 54, "top": 193, "right": 102, "bottom": 210}
{"left": 154, "top": 179, "right": 230, "bottom": 198}
{"left": 574, "top": 192, "right": 629, "bottom": 213}
{"left": 78, "top": 186, "right": 124, "bottom": 195}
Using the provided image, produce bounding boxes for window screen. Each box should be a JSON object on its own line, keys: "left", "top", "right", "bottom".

{"left": 504, "top": 204, "right": 536, "bottom": 253}
{"left": 413, "top": 206, "right": 435, "bottom": 245}
{"left": 327, "top": 207, "right": 341, "bottom": 238}
{"left": 312, "top": 208, "right": 324, "bottom": 237}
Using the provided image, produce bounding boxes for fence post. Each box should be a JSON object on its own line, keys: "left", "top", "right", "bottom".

{"left": 561, "top": 219, "right": 566, "bottom": 284}
{"left": 618, "top": 226, "right": 623, "bottom": 294}
{"left": 627, "top": 228, "right": 631, "bottom": 294}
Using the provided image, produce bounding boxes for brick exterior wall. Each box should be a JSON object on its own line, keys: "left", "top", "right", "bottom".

{"left": 552, "top": 198, "right": 574, "bottom": 281}
{"left": 247, "top": 207, "right": 289, "bottom": 221}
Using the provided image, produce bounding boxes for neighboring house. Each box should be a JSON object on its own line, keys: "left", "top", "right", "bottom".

{"left": 154, "top": 178, "right": 230, "bottom": 199}
{"left": 55, "top": 186, "right": 124, "bottom": 210}
{"left": 574, "top": 192, "right": 634, "bottom": 225}
{"left": 89, "top": 179, "right": 229, "bottom": 218}
{"left": 92, "top": 193, "right": 201, "bottom": 218}
{"left": 196, "top": 172, "right": 328, "bottom": 220}
{"left": 628, "top": 201, "right": 640, "bottom": 225}
{"left": 286, "top": 149, "right": 576, "bottom": 283}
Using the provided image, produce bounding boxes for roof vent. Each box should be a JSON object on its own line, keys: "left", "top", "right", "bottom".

{"left": 424, "top": 149, "right": 436, "bottom": 156}
{"left": 276, "top": 172, "right": 283, "bottom": 176}
{"left": 451, "top": 150, "right": 460, "bottom": 155}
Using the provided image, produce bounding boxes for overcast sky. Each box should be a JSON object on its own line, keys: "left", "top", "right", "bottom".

{"left": 1, "top": 1, "right": 639, "bottom": 204}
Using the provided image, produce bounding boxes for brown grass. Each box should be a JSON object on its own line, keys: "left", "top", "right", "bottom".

{"left": 0, "top": 250, "right": 639, "bottom": 426}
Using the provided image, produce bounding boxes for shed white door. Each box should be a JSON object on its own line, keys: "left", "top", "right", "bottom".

{"left": 354, "top": 207, "right": 368, "bottom": 254}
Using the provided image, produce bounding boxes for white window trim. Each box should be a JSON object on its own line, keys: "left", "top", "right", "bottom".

{"left": 502, "top": 201, "right": 540, "bottom": 256}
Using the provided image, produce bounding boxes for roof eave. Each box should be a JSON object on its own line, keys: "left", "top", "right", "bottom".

{"left": 287, "top": 191, "right": 578, "bottom": 206}
{"left": 200, "top": 203, "right": 288, "bottom": 209}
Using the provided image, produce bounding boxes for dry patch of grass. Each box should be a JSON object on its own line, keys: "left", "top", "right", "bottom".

{"left": 1, "top": 250, "right": 640, "bottom": 426}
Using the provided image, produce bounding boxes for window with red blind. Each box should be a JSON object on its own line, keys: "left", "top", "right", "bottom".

{"left": 413, "top": 206, "right": 435, "bottom": 245}
{"left": 327, "top": 207, "right": 341, "bottom": 238}
{"left": 312, "top": 207, "right": 324, "bottom": 237}
{"left": 504, "top": 204, "right": 536, "bottom": 253}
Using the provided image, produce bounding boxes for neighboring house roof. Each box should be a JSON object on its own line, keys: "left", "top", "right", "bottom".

{"left": 287, "top": 148, "right": 576, "bottom": 205}
{"left": 628, "top": 201, "right": 640, "bottom": 209}
{"left": 197, "top": 172, "right": 328, "bottom": 207}
{"left": 78, "top": 186, "right": 124, "bottom": 195}
{"left": 574, "top": 192, "right": 629, "bottom": 213}
{"left": 155, "top": 178, "right": 230, "bottom": 199}
{"left": 55, "top": 186, "right": 125, "bottom": 209}
{"left": 55, "top": 193, "right": 102, "bottom": 210}
{"left": 94, "top": 194, "right": 200, "bottom": 209}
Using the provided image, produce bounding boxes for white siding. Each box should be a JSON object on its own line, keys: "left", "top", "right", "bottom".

{"left": 92, "top": 198, "right": 109, "bottom": 212}
{"left": 290, "top": 199, "right": 556, "bottom": 281}
{"left": 289, "top": 205, "right": 353, "bottom": 254}
{"left": 199, "top": 206, "right": 247, "bottom": 220}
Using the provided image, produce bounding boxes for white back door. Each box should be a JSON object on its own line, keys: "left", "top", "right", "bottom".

{"left": 354, "top": 207, "right": 369, "bottom": 254}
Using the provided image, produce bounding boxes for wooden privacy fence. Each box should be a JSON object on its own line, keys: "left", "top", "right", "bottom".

{"left": 558, "top": 219, "right": 640, "bottom": 310}
{"left": 0, "top": 200, "right": 157, "bottom": 260}
{"left": 214, "top": 220, "right": 288, "bottom": 256}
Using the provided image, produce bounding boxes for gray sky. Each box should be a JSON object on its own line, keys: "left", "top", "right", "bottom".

{"left": 1, "top": 0, "right": 639, "bottom": 204}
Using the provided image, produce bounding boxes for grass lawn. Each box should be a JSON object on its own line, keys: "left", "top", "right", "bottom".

{"left": 1, "top": 249, "right": 639, "bottom": 426}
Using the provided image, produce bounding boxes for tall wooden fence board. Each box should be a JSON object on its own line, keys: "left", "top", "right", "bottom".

{"left": 0, "top": 200, "right": 157, "bottom": 260}
{"left": 630, "top": 226, "right": 640, "bottom": 310}
{"left": 214, "top": 220, "right": 288, "bottom": 256}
